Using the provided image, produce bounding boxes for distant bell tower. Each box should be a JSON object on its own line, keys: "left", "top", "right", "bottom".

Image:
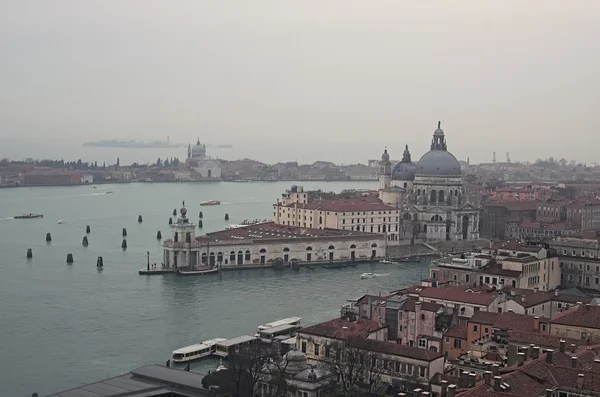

{"left": 379, "top": 148, "right": 391, "bottom": 191}
{"left": 168, "top": 202, "right": 197, "bottom": 268}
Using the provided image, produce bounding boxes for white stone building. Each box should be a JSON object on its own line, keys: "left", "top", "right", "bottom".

{"left": 162, "top": 206, "right": 387, "bottom": 269}
{"left": 378, "top": 122, "right": 480, "bottom": 242}
{"left": 185, "top": 138, "right": 222, "bottom": 180}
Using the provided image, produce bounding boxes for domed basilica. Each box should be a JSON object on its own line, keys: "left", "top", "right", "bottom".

{"left": 185, "top": 138, "right": 222, "bottom": 179}
{"left": 378, "top": 122, "right": 479, "bottom": 242}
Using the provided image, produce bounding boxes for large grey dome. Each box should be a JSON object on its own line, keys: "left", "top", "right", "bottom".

{"left": 415, "top": 121, "right": 461, "bottom": 177}
{"left": 191, "top": 138, "right": 206, "bottom": 157}
{"left": 392, "top": 145, "right": 416, "bottom": 181}
{"left": 416, "top": 150, "right": 461, "bottom": 176}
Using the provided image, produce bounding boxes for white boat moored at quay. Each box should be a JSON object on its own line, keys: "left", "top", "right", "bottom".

{"left": 257, "top": 317, "right": 301, "bottom": 333}
{"left": 258, "top": 324, "right": 302, "bottom": 343}
{"left": 171, "top": 338, "right": 227, "bottom": 363}
{"left": 360, "top": 272, "right": 376, "bottom": 279}
{"left": 213, "top": 335, "right": 260, "bottom": 358}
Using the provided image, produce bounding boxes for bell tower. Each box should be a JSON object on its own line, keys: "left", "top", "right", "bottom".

{"left": 378, "top": 148, "right": 391, "bottom": 190}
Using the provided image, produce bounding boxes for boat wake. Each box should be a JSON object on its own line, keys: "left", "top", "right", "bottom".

{"left": 375, "top": 273, "right": 390, "bottom": 277}
{"left": 0, "top": 216, "right": 14, "bottom": 220}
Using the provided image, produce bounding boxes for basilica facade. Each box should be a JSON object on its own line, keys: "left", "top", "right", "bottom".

{"left": 186, "top": 138, "right": 222, "bottom": 180}
{"left": 378, "top": 122, "right": 480, "bottom": 242}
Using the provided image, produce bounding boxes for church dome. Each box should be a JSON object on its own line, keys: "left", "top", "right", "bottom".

{"left": 380, "top": 148, "right": 390, "bottom": 162}
{"left": 391, "top": 145, "right": 416, "bottom": 181}
{"left": 415, "top": 122, "right": 461, "bottom": 177}
{"left": 191, "top": 138, "right": 206, "bottom": 157}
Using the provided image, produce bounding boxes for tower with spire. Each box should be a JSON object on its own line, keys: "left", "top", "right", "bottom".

{"left": 378, "top": 148, "right": 391, "bottom": 191}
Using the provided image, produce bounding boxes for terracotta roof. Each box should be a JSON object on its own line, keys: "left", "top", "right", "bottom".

{"left": 482, "top": 262, "right": 522, "bottom": 278}
{"left": 492, "top": 241, "right": 543, "bottom": 253}
{"left": 493, "top": 312, "right": 549, "bottom": 332}
{"left": 299, "top": 318, "right": 386, "bottom": 340}
{"left": 501, "top": 255, "right": 539, "bottom": 264}
{"left": 445, "top": 324, "right": 468, "bottom": 339}
{"left": 551, "top": 304, "right": 600, "bottom": 329}
{"left": 418, "top": 286, "right": 499, "bottom": 306}
{"left": 513, "top": 290, "right": 593, "bottom": 308}
{"left": 401, "top": 300, "right": 442, "bottom": 313}
{"left": 469, "top": 311, "right": 501, "bottom": 326}
{"left": 196, "top": 221, "right": 380, "bottom": 243}
{"left": 507, "top": 331, "right": 582, "bottom": 349}
{"left": 348, "top": 337, "right": 443, "bottom": 362}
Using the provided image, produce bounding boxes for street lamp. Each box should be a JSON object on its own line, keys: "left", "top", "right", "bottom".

{"left": 147, "top": 250, "right": 150, "bottom": 271}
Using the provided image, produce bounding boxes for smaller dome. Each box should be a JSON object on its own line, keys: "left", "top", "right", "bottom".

{"left": 285, "top": 350, "right": 307, "bottom": 362}
{"left": 392, "top": 162, "right": 416, "bottom": 181}
{"left": 283, "top": 350, "right": 308, "bottom": 372}
{"left": 381, "top": 148, "right": 389, "bottom": 162}
{"left": 180, "top": 207, "right": 187, "bottom": 217}
{"left": 191, "top": 138, "right": 206, "bottom": 157}
{"left": 433, "top": 121, "right": 444, "bottom": 136}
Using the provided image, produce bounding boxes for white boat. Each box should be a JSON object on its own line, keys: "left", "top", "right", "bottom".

{"left": 200, "top": 200, "right": 221, "bottom": 206}
{"left": 214, "top": 335, "right": 260, "bottom": 358}
{"left": 379, "top": 259, "right": 398, "bottom": 264}
{"left": 216, "top": 358, "right": 227, "bottom": 371}
{"left": 171, "top": 338, "right": 227, "bottom": 363}
{"left": 178, "top": 264, "right": 220, "bottom": 276}
{"left": 57, "top": 219, "right": 66, "bottom": 224}
{"left": 361, "top": 272, "right": 376, "bottom": 279}
{"left": 257, "top": 317, "right": 301, "bottom": 332}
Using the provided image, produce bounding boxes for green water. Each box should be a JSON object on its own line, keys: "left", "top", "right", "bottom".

{"left": 0, "top": 181, "right": 424, "bottom": 395}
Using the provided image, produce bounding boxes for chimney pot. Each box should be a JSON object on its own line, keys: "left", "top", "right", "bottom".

{"left": 422, "top": 392, "right": 430, "bottom": 397}
{"left": 571, "top": 356, "right": 577, "bottom": 368}
{"left": 492, "top": 364, "right": 500, "bottom": 376}
{"left": 594, "top": 359, "right": 600, "bottom": 372}
{"left": 493, "top": 376, "right": 502, "bottom": 391}
{"left": 546, "top": 389, "right": 554, "bottom": 397}
{"left": 577, "top": 373, "right": 584, "bottom": 389}
{"left": 586, "top": 303, "right": 590, "bottom": 311}
{"left": 397, "top": 394, "right": 406, "bottom": 397}
{"left": 545, "top": 349, "right": 554, "bottom": 364}
{"left": 483, "top": 371, "right": 492, "bottom": 384}
{"left": 559, "top": 340, "right": 566, "bottom": 353}
{"left": 532, "top": 346, "right": 541, "bottom": 359}
{"left": 570, "top": 343, "right": 577, "bottom": 353}
{"left": 517, "top": 352, "right": 526, "bottom": 366}
{"left": 469, "top": 373, "right": 477, "bottom": 388}
{"left": 447, "top": 384, "right": 457, "bottom": 397}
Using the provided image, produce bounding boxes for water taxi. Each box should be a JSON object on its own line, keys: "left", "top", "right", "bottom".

{"left": 257, "top": 317, "right": 301, "bottom": 332}
{"left": 171, "top": 338, "right": 227, "bottom": 363}
{"left": 200, "top": 200, "right": 221, "bottom": 206}
{"left": 14, "top": 213, "right": 43, "bottom": 219}
{"left": 360, "top": 272, "right": 376, "bottom": 279}
{"left": 258, "top": 324, "right": 302, "bottom": 343}
{"left": 57, "top": 219, "right": 66, "bottom": 224}
{"left": 178, "top": 264, "right": 220, "bottom": 276}
{"left": 213, "top": 335, "right": 260, "bottom": 358}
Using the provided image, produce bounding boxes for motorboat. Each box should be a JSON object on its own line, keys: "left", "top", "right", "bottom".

{"left": 360, "top": 272, "right": 376, "bottom": 279}
{"left": 379, "top": 259, "right": 399, "bottom": 264}
{"left": 105, "top": 191, "right": 113, "bottom": 194}
{"left": 200, "top": 200, "right": 221, "bottom": 206}
{"left": 14, "top": 213, "right": 43, "bottom": 219}
{"left": 57, "top": 219, "right": 66, "bottom": 224}
{"left": 171, "top": 338, "right": 227, "bottom": 363}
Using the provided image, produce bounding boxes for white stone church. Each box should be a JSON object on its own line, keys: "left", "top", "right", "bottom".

{"left": 378, "top": 122, "right": 480, "bottom": 242}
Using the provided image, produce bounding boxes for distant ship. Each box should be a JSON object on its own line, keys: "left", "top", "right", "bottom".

{"left": 83, "top": 139, "right": 186, "bottom": 149}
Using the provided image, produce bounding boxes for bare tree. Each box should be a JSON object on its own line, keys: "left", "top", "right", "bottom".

{"left": 323, "top": 337, "right": 386, "bottom": 397}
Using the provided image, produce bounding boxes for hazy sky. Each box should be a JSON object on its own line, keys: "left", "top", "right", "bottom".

{"left": 1, "top": 1, "right": 599, "bottom": 165}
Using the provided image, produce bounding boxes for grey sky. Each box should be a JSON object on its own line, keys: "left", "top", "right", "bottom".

{"left": 1, "top": 1, "right": 599, "bottom": 164}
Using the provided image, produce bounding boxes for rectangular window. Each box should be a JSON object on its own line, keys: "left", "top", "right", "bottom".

{"left": 301, "top": 341, "right": 306, "bottom": 353}
{"left": 473, "top": 325, "right": 478, "bottom": 333}
{"left": 454, "top": 338, "right": 461, "bottom": 348}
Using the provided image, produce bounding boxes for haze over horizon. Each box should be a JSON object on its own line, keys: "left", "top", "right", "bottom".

{"left": 1, "top": 1, "right": 599, "bottom": 165}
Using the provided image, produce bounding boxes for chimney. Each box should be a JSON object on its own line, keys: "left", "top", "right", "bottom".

{"left": 413, "top": 389, "right": 422, "bottom": 397}
{"left": 440, "top": 380, "right": 448, "bottom": 396}
{"left": 571, "top": 343, "right": 577, "bottom": 353}
{"left": 507, "top": 344, "right": 519, "bottom": 366}
{"left": 447, "top": 384, "right": 456, "bottom": 397}
{"left": 517, "top": 352, "right": 526, "bottom": 366}
{"left": 397, "top": 394, "right": 406, "bottom": 397}
{"left": 532, "top": 346, "right": 540, "bottom": 359}
{"left": 469, "top": 372, "right": 477, "bottom": 388}
{"left": 586, "top": 303, "right": 590, "bottom": 311}
{"left": 461, "top": 371, "right": 469, "bottom": 388}
{"left": 483, "top": 371, "right": 492, "bottom": 384}
{"left": 534, "top": 316, "right": 540, "bottom": 332}
{"left": 559, "top": 340, "right": 566, "bottom": 353}
{"left": 422, "top": 392, "right": 430, "bottom": 397}
{"left": 594, "top": 359, "right": 600, "bottom": 372}
{"left": 493, "top": 376, "right": 502, "bottom": 391}
{"left": 577, "top": 373, "right": 584, "bottom": 389}
{"left": 571, "top": 356, "right": 578, "bottom": 368}
{"left": 554, "top": 289, "right": 559, "bottom": 296}
{"left": 529, "top": 343, "right": 536, "bottom": 358}
{"left": 521, "top": 346, "right": 529, "bottom": 360}
{"left": 546, "top": 389, "right": 554, "bottom": 397}
{"left": 534, "top": 287, "right": 539, "bottom": 293}
{"left": 492, "top": 364, "right": 500, "bottom": 376}
{"left": 546, "top": 349, "right": 554, "bottom": 364}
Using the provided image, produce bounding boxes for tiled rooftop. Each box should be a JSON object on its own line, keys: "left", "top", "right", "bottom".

{"left": 299, "top": 318, "right": 386, "bottom": 340}
{"left": 550, "top": 304, "right": 600, "bottom": 329}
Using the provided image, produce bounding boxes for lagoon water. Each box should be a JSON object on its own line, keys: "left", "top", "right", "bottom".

{"left": 0, "top": 181, "right": 425, "bottom": 396}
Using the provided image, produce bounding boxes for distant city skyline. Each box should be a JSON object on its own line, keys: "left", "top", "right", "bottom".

{"left": 1, "top": 1, "right": 599, "bottom": 165}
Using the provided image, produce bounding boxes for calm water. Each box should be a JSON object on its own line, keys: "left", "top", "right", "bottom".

{"left": 0, "top": 181, "right": 425, "bottom": 396}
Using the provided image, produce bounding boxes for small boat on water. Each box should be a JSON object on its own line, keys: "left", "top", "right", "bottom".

{"left": 380, "top": 259, "right": 399, "bottom": 264}
{"left": 171, "top": 338, "right": 227, "bottom": 363}
{"left": 361, "top": 272, "right": 376, "bottom": 279}
{"left": 200, "top": 200, "right": 221, "bottom": 206}
{"left": 57, "top": 219, "right": 66, "bottom": 224}
{"left": 178, "top": 264, "right": 220, "bottom": 276}
{"left": 105, "top": 191, "right": 113, "bottom": 194}
{"left": 257, "top": 317, "right": 301, "bottom": 332}
{"left": 14, "top": 213, "right": 43, "bottom": 219}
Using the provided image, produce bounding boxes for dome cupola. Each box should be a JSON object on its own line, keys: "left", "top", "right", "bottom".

{"left": 415, "top": 121, "right": 461, "bottom": 177}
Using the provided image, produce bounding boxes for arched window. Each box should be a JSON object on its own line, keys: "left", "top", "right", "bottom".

{"left": 350, "top": 244, "right": 356, "bottom": 249}
{"left": 417, "top": 189, "right": 421, "bottom": 196}
{"left": 371, "top": 243, "right": 378, "bottom": 248}
{"left": 455, "top": 190, "right": 458, "bottom": 196}
{"left": 328, "top": 245, "right": 335, "bottom": 250}
{"left": 201, "top": 252, "right": 207, "bottom": 264}
{"left": 217, "top": 252, "right": 223, "bottom": 262}
{"left": 245, "top": 250, "right": 251, "bottom": 261}
{"left": 260, "top": 248, "right": 267, "bottom": 253}
{"left": 306, "top": 246, "right": 313, "bottom": 251}
{"left": 283, "top": 247, "right": 290, "bottom": 252}
{"left": 230, "top": 251, "right": 235, "bottom": 262}
{"left": 439, "top": 190, "right": 445, "bottom": 203}
{"left": 430, "top": 190, "right": 437, "bottom": 203}
{"left": 431, "top": 215, "right": 443, "bottom": 222}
